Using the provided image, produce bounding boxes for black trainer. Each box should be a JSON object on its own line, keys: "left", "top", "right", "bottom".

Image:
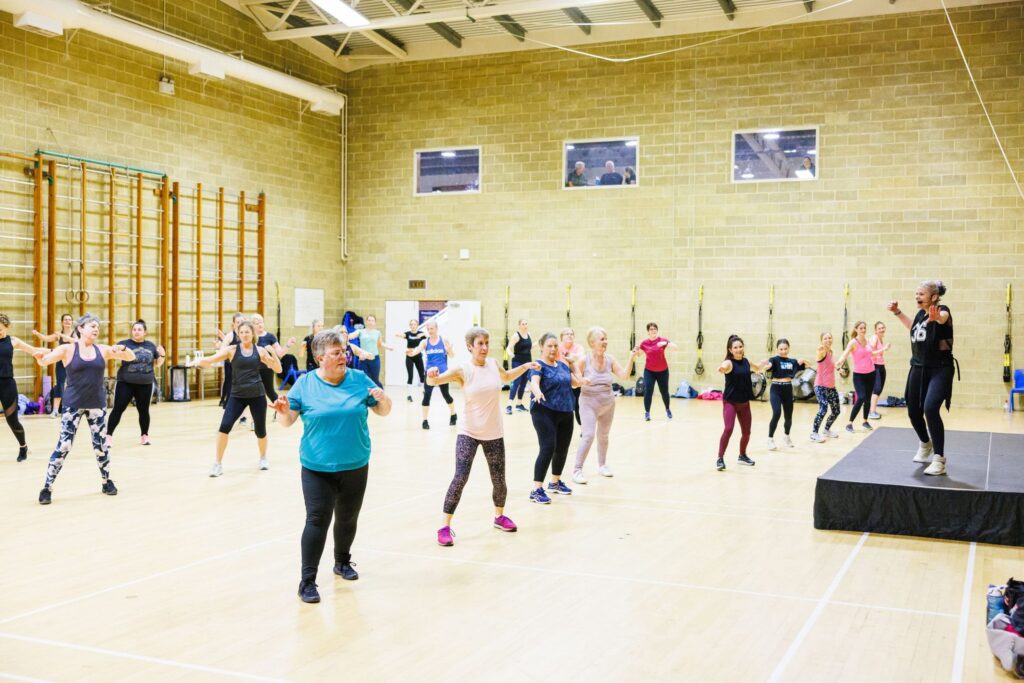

{"left": 862, "top": 421, "right": 873, "bottom": 431}
{"left": 38, "top": 488, "right": 51, "bottom": 505}
{"left": 17, "top": 445, "right": 28, "bottom": 462}
{"left": 298, "top": 579, "right": 320, "bottom": 603}
{"left": 334, "top": 561, "right": 359, "bottom": 581}
{"left": 406, "top": 395, "right": 413, "bottom": 402}
{"left": 716, "top": 457, "right": 726, "bottom": 471}
{"left": 422, "top": 420, "right": 430, "bottom": 430}
{"left": 737, "top": 454, "right": 756, "bottom": 466}
{"left": 102, "top": 480, "right": 118, "bottom": 495}
{"left": 449, "top": 414, "right": 457, "bottom": 426}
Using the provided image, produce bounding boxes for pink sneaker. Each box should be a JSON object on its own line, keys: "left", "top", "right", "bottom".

{"left": 437, "top": 526, "right": 454, "bottom": 546}
{"left": 493, "top": 515, "right": 517, "bottom": 532}
{"left": 140, "top": 435, "right": 151, "bottom": 446}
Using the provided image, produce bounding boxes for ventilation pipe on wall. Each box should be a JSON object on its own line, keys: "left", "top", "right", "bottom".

{"left": 0, "top": 0, "right": 347, "bottom": 115}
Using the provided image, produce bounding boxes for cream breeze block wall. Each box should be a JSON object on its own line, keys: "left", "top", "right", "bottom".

{"left": 344, "top": 3, "right": 1023, "bottom": 408}
{"left": 0, "top": 1, "right": 347, "bottom": 363}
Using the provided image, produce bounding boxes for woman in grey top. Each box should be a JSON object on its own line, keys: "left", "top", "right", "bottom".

{"left": 33, "top": 314, "right": 136, "bottom": 505}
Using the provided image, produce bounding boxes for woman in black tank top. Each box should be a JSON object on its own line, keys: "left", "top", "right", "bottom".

{"left": 0, "top": 313, "right": 44, "bottom": 462}
{"left": 32, "top": 312, "right": 77, "bottom": 416}
{"left": 716, "top": 335, "right": 771, "bottom": 472}
{"left": 217, "top": 313, "right": 245, "bottom": 408}
{"left": 505, "top": 319, "right": 533, "bottom": 414}
{"left": 395, "top": 318, "right": 426, "bottom": 402}
{"left": 33, "top": 314, "right": 137, "bottom": 505}
{"left": 193, "top": 320, "right": 282, "bottom": 477}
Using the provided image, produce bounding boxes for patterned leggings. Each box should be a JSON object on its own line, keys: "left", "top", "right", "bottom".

{"left": 45, "top": 408, "right": 110, "bottom": 490}
{"left": 813, "top": 386, "right": 841, "bottom": 432}
{"left": 443, "top": 435, "right": 507, "bottom": 515}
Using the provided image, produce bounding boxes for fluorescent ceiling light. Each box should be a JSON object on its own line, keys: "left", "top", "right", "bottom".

{"left": 441, "top": 151, "right": 456, "bottom": 158}
{"left": 763, "top": 133, "right": 781, "bottom": 141}
{"left": 783, "top": 149, "right": 796, "bottom": 154}
{"left": 808, "top": 149, "right": 817, "bottom": 155}
{"left": 310, "top": 0, "right": 370, "bottom": 27}
{"left": 566, "top": 145, "right": 575, "bottom": 150}
{"left": 741, "top": 172, "right": 754, "bottom": 179}
{"left": 625, "top": 140, "right": 638, "bottom": 147}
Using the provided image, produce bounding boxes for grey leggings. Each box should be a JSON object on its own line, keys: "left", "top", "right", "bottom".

{"left": 574, "top": 393, "right": 615, "bottom": 471}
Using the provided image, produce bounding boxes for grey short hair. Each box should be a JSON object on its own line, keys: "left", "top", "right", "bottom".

{"left": 574, "top": 161, "right": 585, "bottom": 169}
{"left": 586, "top": 326, "right": 606, "bottom": 346}
{"left": 465, "top": 326, "right": 489, "bottom": 347}
{"left": 312, "top": 330, "right": 347, "bottom": 360}
{"left": 76, "top": 313, "right": 100, "bottom": 331}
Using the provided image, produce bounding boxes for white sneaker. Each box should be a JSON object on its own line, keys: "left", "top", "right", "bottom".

{"left": 598, "top": 465, "right": 613, "bottom": 477}
{"left": 913, "top": 441, "right": 934, "bottom": 464}
{"left": 923, "top": 456, "right": 946, "bottom": 476}
{"left": 209, "top": 463, "right": 223, "bottom": 477}
{"left": 810, "top": 432, "right": 824, "bottom": 443}
{"left": 767, "top": 438, "right": 777, "bottom": 451}
{"left": 783, "top": 436, "right": 794, "bottom": 448}
{"left": 258, "top": 458, "right": 269, "bottom": 471}
{"left": 823, "top": 429, "right": 839, "bottom": 439}
{"left": 571, "top": 470, "right": 588, "bottom": 484}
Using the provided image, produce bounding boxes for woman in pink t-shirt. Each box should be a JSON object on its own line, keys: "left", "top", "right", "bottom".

{"left": 426, "top": 326, "right": 538, "bottom": 548}
{"left": 834, "top": 321, "right": 875, "bottom": 433}
{"left": 636, "top": 322, "right": 678, "bottom": 421}
{"left": 810, "top": 332, "right": 841, "bottom": 442}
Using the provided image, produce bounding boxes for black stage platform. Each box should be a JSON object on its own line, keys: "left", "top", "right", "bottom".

{"left": 814, "top": 427, "right": 1024, "bottom": 546}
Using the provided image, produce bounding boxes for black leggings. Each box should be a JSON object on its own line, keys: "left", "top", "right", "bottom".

{"left": 106, "top": 381, "right": 152, "bottom": 436}
{"left": 219, "top": 395, "right": 267, "bottom": 438}
{"left": 643, "top": 368, "right": 670, "bottom": 412}
{"left": 906, "top": 365, "right": 954, "bottom": 455}
{"left": 531, "top": 404, "right": 574, "bottom": 482}
{"left": 220, "top": 362, "right": 232, "bottom": 407}
{"left": 768, "top": 383, "right": 794, "bottom": 437}
{"left": 849, "top": 372, "right": 874, "bottom": 422}
{"left": 300, "top": 465, "right": 368, "bottom": 581}
{"left": 443, "top": 435, "right": 507, "bottom": 515}
{"left": 406, "top": 354, "right": 425, "bottom": 386}
{"left": 259, "top": 368, "right": 279, "bottom": 403}
{"left": 422, "top": 383, "right": 453, "bottom": 407}
{"left": 873, "top": 365, "right": 887, "bottom": 396}
{"left": 0, "top": 378, "right": 26, "bottom": 448}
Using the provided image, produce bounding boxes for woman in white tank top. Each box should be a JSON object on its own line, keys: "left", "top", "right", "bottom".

{"left": 426, "top": 326, "right": 538, "bottom": 548}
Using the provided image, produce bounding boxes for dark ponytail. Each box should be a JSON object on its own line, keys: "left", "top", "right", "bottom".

{"left": 724, "top": 334, "right": 744, "bottom": 360}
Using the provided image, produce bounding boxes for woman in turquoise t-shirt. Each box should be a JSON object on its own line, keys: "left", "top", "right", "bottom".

{"left": 274, "top": 329, "right": 393, "bottom": 604}
{"left": 349, "top": 314, "right": 392, "bottom": 388}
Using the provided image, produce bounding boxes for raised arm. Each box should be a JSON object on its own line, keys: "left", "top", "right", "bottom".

{"left": 887, "top": 300, "right": 912, "bottom": 331}
{"left": 272, "top": 395, "right": 300, "bottom": 427}
{"left": 718, "top": 359, "right": 733, "bottom": 374}
{"left": 369, "top": 387, "right": 392, "bottom": 416}
{"left": 103, "top": 344, "right": 136, "bottom": 362}
{"left": 749, "top": 359, "right": 772, "bottom": 374}
{"left": 609, "top": 351, "right": 638, "bottom": 380}
{"left": 11, "top": 337, "right": 43, "bottom": 355}
{"left": 505, "top": 332, "right": 518, "bottom": 358}
{"left": 427, "top": 365, "right": 464, "bottom": 387}
{"left": 192, "top": 345, "right": 234, "bottom": 368}
{"left": 32, "top": 330, "right": 59, "bottom": 344}
{"left": 833, "top": 340, "right": 857, "bottom": 368}
{"left": 258, "top": 346, "right": 283, "bottom": 374}
{"left": 529, "top": 372, "right": 545, "bottom": 403}
{"left": 154, "top": 345, "right": 167, "bottom": 368}
{"left": 498, "top": 360, "right": 538, "bottom": 383}
{"left": 35, "top": 344, "right": 72, "bottom": 367}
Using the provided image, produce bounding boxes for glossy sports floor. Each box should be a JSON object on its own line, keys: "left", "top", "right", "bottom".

{"left": 1, "top": 389, "right": 1021, "bottom": 682}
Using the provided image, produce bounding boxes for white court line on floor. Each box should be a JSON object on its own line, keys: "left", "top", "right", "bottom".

{"left": 0, "top": 633, "right": 290, "bottom": 683}
{"left": 951, "top": 542, "right": 977, "bottom": 683}
{"left": 0, "top": 490, "right": 435, "bottom": 627}
{"left": 569, "top": 497, "right": 808, "bottom": 523}
{"left": 985, "top": 432, "right": 993, "bottom": 491}
{"left": 766, "top": 531, "right": 869, "bottom": 683}
{"left": 0, "top": 672, "right": 54, "bottom": 683}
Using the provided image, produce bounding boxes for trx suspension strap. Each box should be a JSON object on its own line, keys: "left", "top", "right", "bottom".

{"left": 695, "top": 285, "right": 705, "bottom": 375}
{"left": 839, "top": 283, "right": 851, "bottom": 379}
{"left": 275, "top": 280, "right": 282, "bottom": 340}
{"left": 766, "top": 285, "right": 775, "bottom": 353}
{"left": 629, "top": 285, "right": 637, "bottom": 376}
{"left": 1005, "top": 283, "right": 1013, "bottom": 383}
{"left": 566, "top": 285, "right": 572, "bottom": 328}
{"left": 503, "top": 285, "right": 510, "bottom": 370}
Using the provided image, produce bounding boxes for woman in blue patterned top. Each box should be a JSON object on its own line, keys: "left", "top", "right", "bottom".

{"left": 528, "top": 332, "right": 584, "bottom": 504}
{"left": 274, "top": 329, "right": 392, "bottom": 604}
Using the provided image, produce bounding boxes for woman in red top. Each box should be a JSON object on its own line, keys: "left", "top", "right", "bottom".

{"left": 636, "top": 322, "right": 678, "bottom": 421}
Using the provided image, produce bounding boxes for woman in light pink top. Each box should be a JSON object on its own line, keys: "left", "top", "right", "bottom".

{"left": 834, "top": 321, "right": 875, "bottom": 433}
{"left": 867, "top": 321, "right": 892, "bottom": 419}
{"left": 426, "top": 326, "right": 538, "bottom": 547}
{"left": 559, "top": 328, "right": 585, "bottom": 424}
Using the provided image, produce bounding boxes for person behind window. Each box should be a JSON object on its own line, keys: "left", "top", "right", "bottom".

{"left": 598, "top": 161, "right": 623, "bottom": 186}
{"left": 566, "top": 161, "right": 588, "bottom": 187}
{"left": 623, "top": 166, "right": 637, "bottom": 185}
{"left": 802, "top": 156, "right": 815, "bottom": 176}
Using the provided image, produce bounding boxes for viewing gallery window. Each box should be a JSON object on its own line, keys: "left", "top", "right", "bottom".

{"left": 563, "top": 138, "right": 639, "bottom": 189}
{"left": 414, "top": 147, "right": 481, "bottom": 195}
{"left": 732, "top": 128, "right": 818, "bottom": 183}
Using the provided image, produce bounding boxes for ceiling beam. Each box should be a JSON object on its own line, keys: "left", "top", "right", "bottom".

{"left": 562, "top": 7, "right": 592, "bottom": 35}
{"left": 389, "top": 0, "right": 464, "bottom": 48}
{"left": 494, "top": 14, "right": 527, "bottom": 41}
{"left": 263, "top": 0, "right": 634, "bottom": 39}
{"left": 716, "top": 0, "right": 736, "bottom": 20}
{"left": 633, "top": 0, "right": 662, "bottom": 27}
{"left": 361, "top": 29, "right": 408, "bottom": 58}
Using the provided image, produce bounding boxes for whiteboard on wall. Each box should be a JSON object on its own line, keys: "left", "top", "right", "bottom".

{"left": 294, "top": 288, "right": 325, "bottom": 327}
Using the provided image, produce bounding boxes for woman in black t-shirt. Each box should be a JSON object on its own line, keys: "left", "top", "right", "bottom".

{"left": 106, "top": 320, "right": 165, "bottom": 446}
{"left": 887, "top": 280, "right": 955, "bottom": 476}
{"left": 303, "top": 319, "right": 325, "bottom": 371}
{"left": 759, "top": 338, "right": 810, "bottom": 450}
{"left": 395, "top": 318, "right": 426, "bottom": 402}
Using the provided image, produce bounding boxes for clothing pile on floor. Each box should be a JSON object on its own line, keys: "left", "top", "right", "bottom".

{"left": 987, "top": 578, "right": 1024, "bottom": 677}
